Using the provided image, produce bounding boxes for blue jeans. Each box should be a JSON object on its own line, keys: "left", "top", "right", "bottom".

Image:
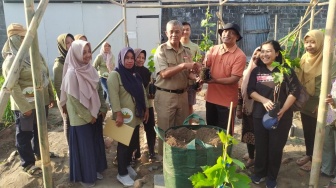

{"left": 100, "top": 77, "right": 109, "bottom": 101}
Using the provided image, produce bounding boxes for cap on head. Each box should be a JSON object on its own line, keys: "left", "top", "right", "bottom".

{"left": 7, "top": 23, "right": 27, "bottom": 38}
{"left": 262, "top": 112, "right": 279, "bottom": 130}
{"left": 218, "top": 23, "right": 242, "bottom": 41}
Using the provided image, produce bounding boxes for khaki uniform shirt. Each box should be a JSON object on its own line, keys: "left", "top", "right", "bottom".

{"left": 53, "top": 58, "right": 64, "bottom": 100}
{"left": 181, "top": 41, "right": 200, "bottom": 58}
{"left": 93, "top": 54, "right": 115, "bottom": 78}
{"left": 108, "top": 71, "right": 149, "bottom": 128}
{"left": 154, "top": 42, "right": 192, "bottom": 90}
{"left": 66, "top": 83, "right": 107, "bottom": 126}
{"left": 3, "top": 55, "right": 54, "bottom": 113}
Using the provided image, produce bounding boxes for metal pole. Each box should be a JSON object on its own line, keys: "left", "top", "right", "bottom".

{"left": 92, "top": 18, "right": 124, "bottom": 53}
{"left": 124, "top": 2, "right": 313, "bottom": 8}
{"left": 218, "top": 0, "right": 223, "bottom": 45}
{"left": 0, "top": 0, "right": 48, "bottom": 121}
{"left": 309, "top": 0, "right": 336, "bottom": 187}
{"left": 123, "top": 0, "right": 129, "bottom": 47}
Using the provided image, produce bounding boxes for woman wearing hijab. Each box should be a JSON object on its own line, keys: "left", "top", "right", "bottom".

{"left": 74, "top": 34, "right": 88, "bottom": 41}
{"left": 237, "top": 47, "right": 260, "bottom": 168}
{"left": 2, "top": 23, "right": 55, "bottom": 176}
{"left": 107, "top": 47, "right": 149, "bottom": 187}
{"left": 295, "top": 30, "right": 324, "bottom": 171}
{"left": 60, "top": 40, "right": 107, "bottom": 187}
{"left": 53, "top": 33, "right": 74, "bottom": 146}
{"left": 134, "top": 48, "right": 156, "bottom": 161}
{"left": 93, "top": 42, "right": 115, "bottom": 102}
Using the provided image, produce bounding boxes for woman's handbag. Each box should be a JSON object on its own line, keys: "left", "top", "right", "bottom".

{"left": 291, "top": 84, "right": 310, "bottom": 111}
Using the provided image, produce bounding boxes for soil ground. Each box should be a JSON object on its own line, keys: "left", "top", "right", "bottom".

{"left": 0, "top": 85, "right": 333, "bottom": 188}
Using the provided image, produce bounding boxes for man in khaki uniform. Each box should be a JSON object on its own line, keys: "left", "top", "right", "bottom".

{"left": 154, "top": 20, "right": 201, "bottom": 155}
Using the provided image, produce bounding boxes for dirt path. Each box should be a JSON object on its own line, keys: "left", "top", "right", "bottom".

{"left": 0, "top": 89, "right": 333, "bottom": 188}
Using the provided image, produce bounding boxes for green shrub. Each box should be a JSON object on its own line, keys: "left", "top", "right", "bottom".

{"left": 0, "top": 75, "right": 14, "bottom": 126}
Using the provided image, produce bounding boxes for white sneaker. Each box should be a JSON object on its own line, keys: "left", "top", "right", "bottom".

{"left": 97, "top": 172, "right": 103, "bottom": 180}
{"left": 127, "top": 165, "right": 137, "bottom": 180}
{"left": 117, "top": 174, "right": 134, "bottom": 187}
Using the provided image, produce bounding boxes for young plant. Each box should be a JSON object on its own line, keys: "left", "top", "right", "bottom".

{"left": 189, "top": 131, "right": 251, "bottom": 188}
{"left": 147, "top": 48, "right": 157, "bottom": 73}
{"left": 193, "top": 6, "right": 215, "bottom": 63}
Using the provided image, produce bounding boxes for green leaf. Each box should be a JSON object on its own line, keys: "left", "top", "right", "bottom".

{"left": 218, "top": 131, "right": 227, "bottom": 144}
{"left": 272, "top": 72, "right": 284, "bottom": 84}
{"left": 231, "top": 158, "right": 245, "bottom": 169}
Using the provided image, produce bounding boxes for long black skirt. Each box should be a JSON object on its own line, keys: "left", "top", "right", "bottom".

{"left": 69, "top": 123, "right": 96, "bottom": 184}
{"left": 93, "top": 115, "right": 107, "bottom": 172}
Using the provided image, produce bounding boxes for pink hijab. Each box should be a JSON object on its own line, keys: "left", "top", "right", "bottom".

{"left": 60, "top": 40, "right": 101, "bottom": 118}
{"left": 241, "top": 47, "right": 260, "bottom": 115}
{"left": 100, "top": 42, "right": 114, "bottom": 72}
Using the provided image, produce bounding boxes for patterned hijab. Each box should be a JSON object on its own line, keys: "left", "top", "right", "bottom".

{"left": 100, "top": 42, "right": 115, "bottom": 72}
{"left": 134, "top": 48, "right": 151, "bottom": 88}
{"left": 60, "top": 40, "right": 101, "bottom": 118}
{"left": 56, "top": 33, "right": 74, "bottom": 63}
{"left": 297, "top": 30, "right": 324, "bottom": 96}
{"left": 115, "top": 47, "right": 146, "bottom": 118}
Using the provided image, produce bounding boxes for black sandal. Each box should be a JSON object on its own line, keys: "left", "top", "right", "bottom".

{"left": 23, "top": 164, "right": 42, "bottom": 177}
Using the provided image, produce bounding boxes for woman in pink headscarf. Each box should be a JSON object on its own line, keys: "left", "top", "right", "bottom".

{"left": 237, "top": 47, "right": 260, "bottom": 168}
{"left": 93, "top": 41, "right": 115, "bottom": 102}
{"left": 60, "top": 40, "right": 107, "bottom": 187}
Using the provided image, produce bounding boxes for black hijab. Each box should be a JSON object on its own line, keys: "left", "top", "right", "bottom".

{"left": 115, "top": 47, "right": 146, "bottom": 118}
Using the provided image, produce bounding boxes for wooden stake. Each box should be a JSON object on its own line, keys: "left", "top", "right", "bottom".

{"left": 309, "top": 0, "right": 336, "bottom": 187}
{"left": 23, "top": 0, "right": 53, "bottom": 186}
{"left": 274, "top": 14, "right": 278, "bottom": 40}
{"left": 297, "top": 16, "right": 303, "bottom": 58}
{"left": 310, "top": 0, "right": 317, "bottom": 30}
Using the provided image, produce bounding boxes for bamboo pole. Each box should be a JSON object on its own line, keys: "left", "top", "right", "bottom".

{"left": 279, "top": 7, "right": 322, "bottom": 46}
{"left": 124, "top": 2, "right": 313, "bottom": 8}
{"left": 23, "top": 0, "right": 53, "bottom": 187}
{"left": 108, "top": 0, "right": 124, "bottom": 7}
{"left": 297, "top": 16, "right": 303, "bottom": 58}
{"left": 309, "top": 0, "right": 336, "bottom": 187}
{"left": 279, "top": 0, "right": 317, "bottom": 44}
{"left": 123, "top": 0, "right": 129, "bottom": 47}
{"left": 0, "top": 0, "right": 48, "bottom": 121}
{"left": 92, "top": 18, "right": 124, "bottom": 53}
{"left": 310, "top": 0, "right": 317, "bottom": 30}
{"left": 218, "top": 0, "right": 223, "bottom": 45}
{"left": 222, "top": 101, "right": 233, "bottom": 163}
{"left": 318, "top": 2, "right": 329, "bottom": 6}
{"left": 274, "top": 14, "right": 278, "bottom": 40}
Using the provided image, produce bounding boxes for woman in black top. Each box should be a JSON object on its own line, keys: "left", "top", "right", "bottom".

{"left": 247, "top": 40, "right": 300, "bottom": 188}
